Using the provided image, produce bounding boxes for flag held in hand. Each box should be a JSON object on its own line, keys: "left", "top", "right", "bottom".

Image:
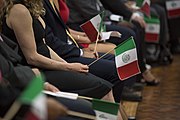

{"left": 19, "top": 75, "right": 47, "bottom": 120}
{"left": 166, "top": 0, "right": 180, "bottom": 18}
{"left": 144, "top": 16, "right": 160, "bottom": 43}
{"left": 136, "top": 0, "right": 151, "bottom": 17}
{"left": 114, "top": 37, "right": 141, "bottom": 80}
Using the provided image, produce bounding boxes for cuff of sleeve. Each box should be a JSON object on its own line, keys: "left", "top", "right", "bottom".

{"left": 80, "top": 49, "right": 83, "bottom": 56}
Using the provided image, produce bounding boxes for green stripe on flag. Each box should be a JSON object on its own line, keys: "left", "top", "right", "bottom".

{"left": 115, "top": 37, "right": 136, "bottom": 56}
{"left": 18, "top": 75, "right": 44, "bottom": 104}
{"left": 144, "top": 16, "right": 160, "bottom": 24}
{"left": 92, "top": 98, "right": 119, "bottom": 115}
{"left": 136, "top": 0, "right": 144, "bottom": 7}
{"left": 99, "top": 11, "right": 105, "bottom": 32}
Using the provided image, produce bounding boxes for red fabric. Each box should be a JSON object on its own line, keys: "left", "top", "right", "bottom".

{"left": 58, "top": 0, "right": 69, "bottom": 23}
{"left": 80, "top": 43, "right": 89, "bottom": 48}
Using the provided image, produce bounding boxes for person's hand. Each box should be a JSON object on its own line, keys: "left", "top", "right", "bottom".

{"left": 44, "top": 82, "right": 60, "bottom": 92}
{"left": 32, "top": 68, "right": 41, "bottom": 76}
{"left": 131, "top": 13, "right": 146, "bottom": 28}
{"left": 68, "top": 63, "right": 89, "bottom": 73}
{"left": 82, "top": 50, "right": 97, "bottom": 58}
{"left": 93, "top": 51, "right": 99, "bottom": 58}
{"left": 47, "top": 98, "right": 68, "bottom": 120}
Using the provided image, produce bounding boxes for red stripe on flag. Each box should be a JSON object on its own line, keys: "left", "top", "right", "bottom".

{"left": 81, "top": 21, "right": 98, "bottom": 42}
{"left": 145, "top": 33, "right": 159, "bottom": 43}
{"left": 168, "top": 8, "right": 180, "bottom": 18}
{"left": 24, "top": 111, "right": 40, "bottom": 120}
{"left": 141, "top": 3, "right": 150, "bottom": 17}
{"left": 117, "top": 61, "right": 140, "bottom": 80}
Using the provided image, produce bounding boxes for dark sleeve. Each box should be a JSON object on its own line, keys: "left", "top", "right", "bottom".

{"left": 45, "top": 26, "right": 81, "bottom": 59}
{"left": 67, "top": 0, "right": 100, "bottom": 20}
{"left": 0, "top": 54, "right": 34, "bottom": 90}
{"left": 100, "top": 0, "right": 133, "bottom": 21}
{"left": 0, "top": 54, "right": 11, "bottom": 75}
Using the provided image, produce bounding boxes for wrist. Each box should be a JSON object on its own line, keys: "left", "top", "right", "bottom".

{"left": 44, "top": 82, "right": 49, "bottom": 89}
{"left": 77, "top": 35, "right": 80, "bottom": 40}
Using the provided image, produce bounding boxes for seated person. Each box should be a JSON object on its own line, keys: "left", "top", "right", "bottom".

{"left": 0, "top": 33, "right": 95, "bottom": 120}
{"left": 1, "top": 0, "right": 114, "bottom": 101}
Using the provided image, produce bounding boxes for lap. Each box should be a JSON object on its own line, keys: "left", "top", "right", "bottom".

{"left": 65, "top": 54, "right": 120, "bottom": 84}
{"left": 43, "top": 70, "right": 112, "bottom": 99}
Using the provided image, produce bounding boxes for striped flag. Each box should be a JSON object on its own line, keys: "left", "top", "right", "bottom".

{"left": 80, "top": 12, "right": 121, "bottom": 43}
{"left": 144, "top": 16, "right": 160, "bottom": 43}
{"left": 136, "top": 0, "right": 151, "bottom": 17}
{"left": 166, "top": 0, "right": 180, "bottom": 18}
{"left": 92, "top": 99, "right": 119, "bottom": 120}
{"left": 114, "top": 37, "right": 141, "bottom": 80}
{"left": 19, "top": 75, "right": 47, "bottom": 120}
{"left": 80, "top": 13, "right": 103, "bottom": 42}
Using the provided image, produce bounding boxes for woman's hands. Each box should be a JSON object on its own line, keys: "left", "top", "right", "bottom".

{"left": 44, "top": 82, "right": 60, "bottom": 92}
{"left": 67, "top": 63, "right": 89, "bottom": 73}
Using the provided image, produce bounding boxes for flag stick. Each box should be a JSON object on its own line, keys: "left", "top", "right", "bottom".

{"left": 3, "top": 101, "right": 21, "bottom": 120}
{"left": 67, "top": 110, "right": 96, "bottom": 120}
{"left": 78, "top": 95, "right": 93, "bottom": 100}
{"left": 88, "top": 47, "right": 114, "bottom": 67}
{"left": 93, "top": 32, "right": 100, "bottom": 58}
{"left": 120, "top": 103, "right": 128, "bottom": 120}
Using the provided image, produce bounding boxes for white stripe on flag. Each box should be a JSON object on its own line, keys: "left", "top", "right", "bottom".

{"left": 115, "top": 48, "right": 137, "bottom": 68}
{"left": 143, "top": 0, "right": 150, "bottom": 6}
{"left": 145, "top": 24, "right": 160, "bottom": 34}
{"left": 166, "top": 1, "right": 180, "bottom": 10}
{"left": 90, "top": 15, "right": 101, "bottom": 31}
{"left": 95, "top": 110, "right": 117, "bottom": 120}
{"left": 31, "top": 94, "right": 47, "bottom": 120}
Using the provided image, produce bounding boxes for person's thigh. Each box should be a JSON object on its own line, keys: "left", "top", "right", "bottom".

{"left": 65, "top": 54, "right": 119, "bottom": 84}
{"left": 44, "top": 70, "right": 112, "bottom": 99}
{"left": 56, "top": 97, "right": 95, "bottom": 115}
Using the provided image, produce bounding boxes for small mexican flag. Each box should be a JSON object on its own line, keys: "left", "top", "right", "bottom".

{"left": 80, "top": 12, "right": 105, "bottom": 42}
{"left": 114, "top": 37, "right": 141, "bottom": 80}
{"left": 19, "top": 75, "right": 47, "bottom": 120}
{"left": 166, "top": 0, "right": 180, "bottom": 18}
{"left": 92, "top": 98, "right": 119, "bottom": 120}
{"left": 136, "top": 0, "right": 151, "bottom": 17}
{"left": 144, "top": 16, "right": 160, "bottom": 43}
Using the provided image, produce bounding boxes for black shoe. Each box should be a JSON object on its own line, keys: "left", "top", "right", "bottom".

{"left": 171, "top": 43, "right": 180, "bottom": 54}
{"left": 121, "top": 87, "right": 142, "bottom": 102}
{"left": 131, "top": 83, "right": 145, "bottom": 91}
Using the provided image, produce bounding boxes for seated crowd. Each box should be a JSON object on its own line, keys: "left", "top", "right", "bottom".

{"left": 0, "top": 0, "right": 180, "bottom": 119}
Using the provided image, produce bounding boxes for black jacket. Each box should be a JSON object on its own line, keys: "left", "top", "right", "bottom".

{"left": 43, "top": 0, "right": 81, "bottom": 59}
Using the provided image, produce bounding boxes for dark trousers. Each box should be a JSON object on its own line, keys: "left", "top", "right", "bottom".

{"left": 65, "top": 53, "right": 124, "bottom": 102}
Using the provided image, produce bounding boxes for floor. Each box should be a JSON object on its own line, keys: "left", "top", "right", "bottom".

{"left": 136, "top": 55, "right": 180, "bottom": 120}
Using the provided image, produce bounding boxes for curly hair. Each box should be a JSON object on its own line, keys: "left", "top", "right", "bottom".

{"left": 20, "top": 0, "right": 45, "bottom": 17}
{"left": 0, "top": 0, "right": 45, "bottom": 18}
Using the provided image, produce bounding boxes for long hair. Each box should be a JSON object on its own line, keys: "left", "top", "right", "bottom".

{"left": 19, "top": 0, "right": 45, "bottom": 17}
{"left": 0, "top": 0, "right": 11, "bottom": 31}
{"left": 0, "top": 0, "right": 45, "bottom": 18}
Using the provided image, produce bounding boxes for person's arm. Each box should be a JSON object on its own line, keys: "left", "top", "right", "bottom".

{"left": 47, "top": 46, "right": 67, "bottom": 63}
{"left": 100, "top": 0, "right": 146, "bottom": 28}
{"left": 45, "top": 26, "right": 81, "bottom": 58}
{"left": 69, "top": 28, "right": 91, "bottom": 44}
{"left": 7, "top": 4, "right": 88, "bottom": 73}
{"left": 100, "top": 0, "right": 132, "bottom": 21}
{"left": 67, "top": 0, "right": 100, "bottom": 20}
